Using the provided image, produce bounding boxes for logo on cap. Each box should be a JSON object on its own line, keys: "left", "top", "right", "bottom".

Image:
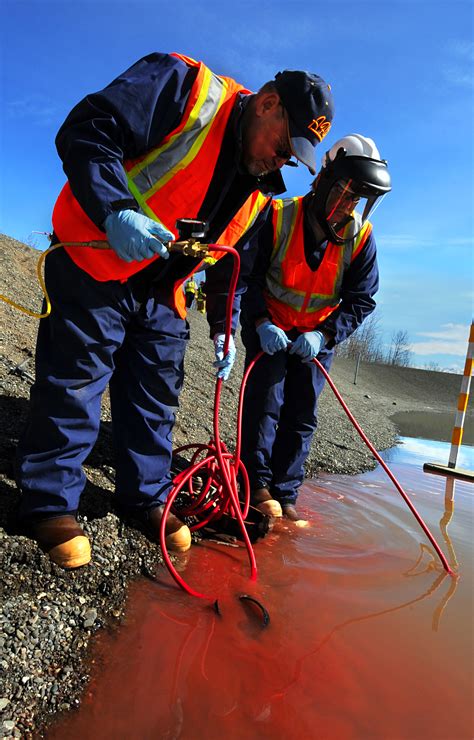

{"left": 308, "top": 116, "right": 331, "bottom": 142}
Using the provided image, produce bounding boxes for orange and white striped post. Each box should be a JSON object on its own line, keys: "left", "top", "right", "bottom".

{"left": 448, "top": 321, "right": 473, "bottom": 468}
{"left": 424, "top": 321, "right": 473, "bottom": 481}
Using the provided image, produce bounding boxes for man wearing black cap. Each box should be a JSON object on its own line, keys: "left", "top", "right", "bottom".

{"left": 16, "top": 51, "right": 334, "bottom": 569}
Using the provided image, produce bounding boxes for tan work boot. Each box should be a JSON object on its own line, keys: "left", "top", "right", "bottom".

{"left": 30, "top": 515, "right": 91, "bottom": 569}
{"left": 251, "top": 487, "right": 282, "bottom": 518}
{"left": 147, "top": 505, "right": 192, "bottom": 553}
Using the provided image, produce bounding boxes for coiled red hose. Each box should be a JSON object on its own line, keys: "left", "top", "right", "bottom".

{"left": 159, "top": 244, "right": 256, "bottom": 600}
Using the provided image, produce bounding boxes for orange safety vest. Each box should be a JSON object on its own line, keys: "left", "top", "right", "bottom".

{"left": 264, "top": 197, "right": 372, "bottom": 332}
{"left": 52, "top": 53, "right": 270, "bottom": 316}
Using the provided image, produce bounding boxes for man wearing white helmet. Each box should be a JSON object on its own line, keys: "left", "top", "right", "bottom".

{"left": 239, "top": 134, "right": 392, "bottom": 522}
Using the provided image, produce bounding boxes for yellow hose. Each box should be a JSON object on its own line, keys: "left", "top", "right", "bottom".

{"left": 0, "top": 237, "right": 212, "bottom": 320}
{"left": 0, "top": 240, "right": 109, "bottom": 319}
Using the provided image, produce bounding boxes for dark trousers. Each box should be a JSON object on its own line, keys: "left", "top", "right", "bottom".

{"left": 16, "top": 248, "right": 189, "bottom": 522}
{"left": 240, "top": 322, "right": 333, "bottom": 506}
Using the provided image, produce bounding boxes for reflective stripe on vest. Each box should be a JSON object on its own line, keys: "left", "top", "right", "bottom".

{"left": 52, "top": 54, "right": 252, "bottom": 283}
{"left": 264, "top": 197, "right": 372, "bottom": 331}
{"left": 125, "top": 57, "right": 229, "bottom": 223}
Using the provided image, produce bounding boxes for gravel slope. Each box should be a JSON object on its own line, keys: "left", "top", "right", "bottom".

{"left": 0, "top": 234, "right": 468, "bottom": 737}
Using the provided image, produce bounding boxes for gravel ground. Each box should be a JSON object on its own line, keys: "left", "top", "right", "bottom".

{"left": 0, "top": 234, "right": 467, "bottom": 737}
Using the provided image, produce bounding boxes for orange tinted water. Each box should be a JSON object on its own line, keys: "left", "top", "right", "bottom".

{"left": 48, "top": 454, "right": 473, "bottom": 739}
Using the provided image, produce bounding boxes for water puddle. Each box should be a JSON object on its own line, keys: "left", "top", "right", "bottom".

{"left": 47, "top": 439, "right": 473, "bottom": 739}
{"left": 384, "top": 434, "right": 473, "bottom": 468}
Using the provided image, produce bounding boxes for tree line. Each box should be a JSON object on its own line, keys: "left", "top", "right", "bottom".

{"left": 335, "top": 310, "right": 413, "bottom": 367}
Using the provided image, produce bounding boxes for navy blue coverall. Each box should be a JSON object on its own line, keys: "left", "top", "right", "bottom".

{"left": 15, "top": 53, "right": 284, "bottom": 523}
{"left": 239, "top": 202, "right": 379, "bottom": 505}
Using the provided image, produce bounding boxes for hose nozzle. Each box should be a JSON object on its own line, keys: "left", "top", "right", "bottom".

{"left": 168, "top": 217, "right": 211, "bottom": 258}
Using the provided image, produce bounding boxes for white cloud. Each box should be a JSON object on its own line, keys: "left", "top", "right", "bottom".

{"left": 442, "top": 39, "right": 474, "bottom": 88}
{"left": 6, "top": 95, "right": 62, "bottom": 126}
{"left": 417, "top": 323, "right": 471, "bottom": 341}
{"left": 378, "top": 234, "right": 474, "bottom": 250}
{"left": 446, "top": 40, "right": 474, "bottom": 58}
{"left": 412, "top": 323, "right": 472, "bottom": 356}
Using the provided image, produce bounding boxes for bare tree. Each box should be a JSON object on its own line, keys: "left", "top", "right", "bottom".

{"left": 386, "top": 329, "right": 412, "bottom": 367}
{"left": 336, "top": 310, "right": 384, "bottom": 362}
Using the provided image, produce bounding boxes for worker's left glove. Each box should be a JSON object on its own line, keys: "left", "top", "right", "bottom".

{"left": 256, "top": 321, "right": 290, "bottom": 355}
{"left": 104, "top": 209, "right": 174, "bottom": 262}
{"left": 289, "top": 330, "right": 325, "bottom": 363}
{"left": 213, "top": 334, "right": 236, "bottom": 381}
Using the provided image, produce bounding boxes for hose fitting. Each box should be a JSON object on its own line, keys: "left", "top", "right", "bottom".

{"left": 167, "top": 239, "right": 212, "bottom": 258}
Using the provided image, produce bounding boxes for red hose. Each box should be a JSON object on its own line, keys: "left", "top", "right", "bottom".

{"left": 160, "top": 246, "right": 453, "bottom": 597}
{"left": 312, "top": 356, "right": 454, "bottom": 576}
{"left": 160, "top": 244, "right": 256, "bottom": 600}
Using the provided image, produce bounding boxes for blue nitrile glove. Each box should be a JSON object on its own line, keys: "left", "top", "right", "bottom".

{"left": 289, "top": 330, "right": 325, "bottom": 362}
{"left": 213, "top": 334, "right": 236, "bottom": 381}
{"left": 104, "top": 209, "right": 174, "bottom": 262}
{"left": 256, "top": 321, "right": 290, "bottom": 355}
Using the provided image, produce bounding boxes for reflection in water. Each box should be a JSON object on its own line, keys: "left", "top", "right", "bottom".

{"left": 266, "top": 567, "right": 455, "bottom": 707}
{"left": 440, "top": 477, "right": 459, "bottom": 569}
{"left": 47, "top": 446, "right": 473, "bottom": 740}
{"left": 384, "top": 436, "right": 473, "bottom": 468}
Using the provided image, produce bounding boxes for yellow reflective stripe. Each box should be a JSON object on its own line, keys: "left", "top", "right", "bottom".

{"left": 246, "top": 193, "right": 270, "bottom": 230}
{"left": 272, "top": 197, "right": 299, "bottom": 260}
{"left": 127, "top": 66, "right": 214, "bottom": 181}
{"left": 301, "top": 220, "right": 369, "bottom": 311}
{"left": 351, "top": 221, "right": 371, "bottom": 256}
{"left": 266, "top": 198, "right": 305, "bottom": 309}
{"left": 265, "top": 273, "right": 306, "bottom": 307}
{"left": 306, "top": 298, "right": 340, "bottom": 313}
{"left": 130, "top": 188, "right": 165, "bottom": 222}
{"left": 141, "top": 81, "right": 227, "bottom": 205}
{"left": 270, "top": 200, "right": 285, "bottom": 260}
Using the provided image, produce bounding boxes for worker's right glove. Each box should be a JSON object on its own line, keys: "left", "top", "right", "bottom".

{"left": 104, "top": 209, "right": 174, "bottom": 262}
{"left": 289, "top": 330, "right": 325, "bottom": 362}
{"left": 256, "top": 321, "right": 290, "bottom": 355}
{"left": 213, "top": 334, "right": 237, "bottom": 381}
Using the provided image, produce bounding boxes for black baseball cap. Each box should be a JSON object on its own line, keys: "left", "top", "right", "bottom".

{"left": 274, "top": 70, "right": 334, "bottom": 175}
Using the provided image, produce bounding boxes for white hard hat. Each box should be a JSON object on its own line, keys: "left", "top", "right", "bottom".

{"left": 322, "top": 134, "right": 381, "bottom": 168}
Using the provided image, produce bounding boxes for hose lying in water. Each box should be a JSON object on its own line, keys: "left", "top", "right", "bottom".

{"left": 239, "top": 351, "right": 453, "bottom": 577}
{"left": 311, "top": 356, "right": 454, "bottom": 576}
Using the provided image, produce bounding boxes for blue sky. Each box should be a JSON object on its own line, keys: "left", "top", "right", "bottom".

{"left": 1, "top": 0, "right": 472, "bottom": 370}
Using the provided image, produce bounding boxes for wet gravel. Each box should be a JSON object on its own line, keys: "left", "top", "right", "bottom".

{"left": 0, "top": 234, "right": 466, "bottom": 737}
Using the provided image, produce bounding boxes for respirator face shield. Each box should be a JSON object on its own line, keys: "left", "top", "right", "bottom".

{"left": 312, "top": 152, "right": 392, "bottom": 244}
{"left": 324, "top": 179, "right": 387, "bottom": 239}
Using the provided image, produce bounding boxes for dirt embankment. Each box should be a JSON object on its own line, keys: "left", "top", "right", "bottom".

{"left": 0, "top": 234, "right": 469, "bottom": 737}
